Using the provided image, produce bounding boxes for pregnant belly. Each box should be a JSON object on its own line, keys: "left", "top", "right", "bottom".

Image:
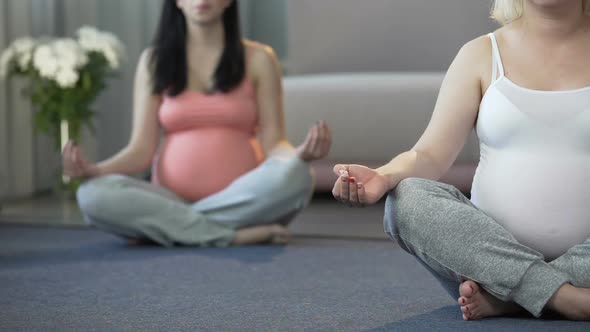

{"left": 154, "top": 129, "right": 262, "bottom": 201}
{"left": 471, "top": 153, "right": 590, "bottom": 260}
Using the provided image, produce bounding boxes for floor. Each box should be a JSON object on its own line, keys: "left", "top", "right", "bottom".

{"left": 2, "top": 194, "right": 590, "bottom": 331}
{"left": 0, "top": 193, "right": 389, "bottom": 240}
{"left": 3, "top": 223, "right": 589, "bottom": 331}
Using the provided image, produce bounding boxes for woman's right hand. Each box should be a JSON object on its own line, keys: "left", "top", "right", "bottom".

{"left": 332, "top": 164, "right": 390, "bottom": 207}
{"left": 296, "top": 120, "right": 332, "bottom": 162}
{"left": 62, "top": 141, "right": 100, "bottom": 179}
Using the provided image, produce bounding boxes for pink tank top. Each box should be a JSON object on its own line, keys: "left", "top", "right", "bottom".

{"left": 471, "top": 33, "right": 590, "bottom": 260}
{"left": 152, "top": 76, "right": 263, "bottom": 202}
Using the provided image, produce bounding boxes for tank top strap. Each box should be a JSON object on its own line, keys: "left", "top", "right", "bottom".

{"left": 488, "top": 33, "right": 505, "bottom": 81}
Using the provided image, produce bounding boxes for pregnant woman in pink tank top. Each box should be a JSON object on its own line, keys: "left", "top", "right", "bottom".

{"left": 62, "top": 0, "right": 331, "bottom": 246}
{"left": 333, "top": 0, "right": 590, "bottom": 322}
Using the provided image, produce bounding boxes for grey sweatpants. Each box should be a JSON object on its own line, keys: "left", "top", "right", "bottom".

{"left": 77, "top": 156, "right": 314, "bottom": 247}
{"left": 384, "top": 178, "right": 590, "bottom": 317}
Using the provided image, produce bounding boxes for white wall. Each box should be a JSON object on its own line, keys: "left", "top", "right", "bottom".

{"left": 286, "top": 0, "right": 498, "bottom": 74}
{"left": 241, "top": 0, "right": 288, "bottom": 59}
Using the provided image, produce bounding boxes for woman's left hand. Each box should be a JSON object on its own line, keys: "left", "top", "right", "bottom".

{"left": 296, "top": 120, "right": 332, "bottom": 161}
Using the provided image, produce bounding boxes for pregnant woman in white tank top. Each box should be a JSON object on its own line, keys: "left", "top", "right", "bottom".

{"left": 332, "top": 0, "right": 590, "bottom": 322}
{"left": 473, "top": 33, "right": 590, "bottom": 262}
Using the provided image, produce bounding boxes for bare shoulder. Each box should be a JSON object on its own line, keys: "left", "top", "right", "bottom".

{"left": 134, "top": 47, "right": 160, "bottom": 99}
{"left": 136, "top": 47, "right": 155, "bottom": 78}
{"left": 138, "top": 47, "right": 155, "bottom": 66}
{"left": 244, "top": 40, "right": 277, "bottom": 61}
{"left": 243, "top": 40, "right": 279, "bottom": 77}
{"left": 456, "top": 34, "right": 493, "bottom": 65}
{"left": 458, "top": 26, "right": 515, "bottom": 66}
{"left": 450, "top": 33, "right": 498, "bottom": 92}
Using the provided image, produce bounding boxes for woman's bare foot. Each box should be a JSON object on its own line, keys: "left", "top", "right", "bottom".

{"left": 458, "top": 280, "right": 523, "bottom": 320}
{"left": 232, "top": 224, "right": 291, "bottom": 245}
{"left": 268, "top": 224, "right": 291, "bottom": 245}
{"left": 546, "top": 283, "right": 590, "bottom": 320}
{"left": 296, "top": 120, "right": 331, "bottom": 162}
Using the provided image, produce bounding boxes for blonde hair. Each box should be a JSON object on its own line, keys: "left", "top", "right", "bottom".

{"left": 492, "top": 0, "right": 590, "bottom": 25}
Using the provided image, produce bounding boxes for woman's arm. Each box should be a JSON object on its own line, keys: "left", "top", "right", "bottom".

{"left": 376, "top": 36, "right": 490, "bottom": 189}
{"left": 63, "top": 49, "right": 162, "bottom": 178}
{"left": 249, "top": 43, "right": 291, "bottom": 156}
{"left": 248, "top": 42, "right": 331, "bottom": 160}
{"left": 333, "top": 35, "right": 492, "bottom": 206}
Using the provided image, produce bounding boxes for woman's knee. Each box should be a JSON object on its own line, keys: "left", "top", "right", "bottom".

{"left": 78, "top": 174, "right": 128, "bottom": 194}
{"left": 279, "top": 156, "right": 313, "bottom": 182}
{"left": 383, "top": 178, "right": 438, "bottom": 240}
{"left": 262, "top": 158, "right": 314, "bottom": 216}
{"left": 284, "top": 159, "right": 314, "bottom": 211}
{"left": 395, "top": 177, "right": 441, "bottom": 197}
{"left": 77, "top": 174, "right": 128, "bottom": 218}
{"left": 295, "top": 162, "right": 314, "bottom": 200}
{"left": 259, "top": 156, "right": 314, "bottom": 198}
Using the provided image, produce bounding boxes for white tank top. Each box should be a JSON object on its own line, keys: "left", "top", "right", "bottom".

{"left": 470, "top": 33, "right": 590, "bottom": 261}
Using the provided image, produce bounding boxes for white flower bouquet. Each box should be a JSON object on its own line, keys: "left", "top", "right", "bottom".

{"left": 0, "top": 26, "right": 124, "bottom": 149}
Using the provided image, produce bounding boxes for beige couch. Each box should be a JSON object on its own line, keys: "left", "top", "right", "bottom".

{"left": 283, "top": 73, "right": 479, "bottom": 194}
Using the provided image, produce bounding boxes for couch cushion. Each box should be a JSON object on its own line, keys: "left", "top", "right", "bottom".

{"left": 284, "top": 73, "right": 479, "bottom": 163}
{"left": 284, "top": 73, "right": 479, "bottom": 193}
{"left": 283, "top": 73, "right": 480, "bottom": 194}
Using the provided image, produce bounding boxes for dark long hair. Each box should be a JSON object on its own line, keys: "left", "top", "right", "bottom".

{"left": 150, "top": 0, "right": 245, "bottom": 96}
